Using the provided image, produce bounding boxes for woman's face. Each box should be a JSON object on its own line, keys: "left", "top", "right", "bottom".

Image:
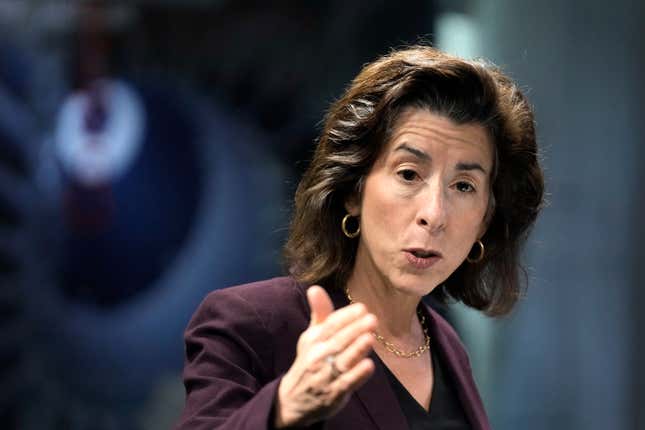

{"left": 347, "top": 108, "right": 493, "bottom": 296}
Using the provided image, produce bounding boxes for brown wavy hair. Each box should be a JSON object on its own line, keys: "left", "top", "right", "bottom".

{"left": 284, "top": 45, "right": 544, "bottom": 316}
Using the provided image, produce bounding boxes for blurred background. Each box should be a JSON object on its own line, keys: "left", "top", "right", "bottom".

{"left": 0, "top": 0, "right": 643, "bottom": 429}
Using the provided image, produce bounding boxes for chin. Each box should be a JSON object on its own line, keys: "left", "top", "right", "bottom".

{"left": 391, "top": 272, "right": 442, "bottom": 297}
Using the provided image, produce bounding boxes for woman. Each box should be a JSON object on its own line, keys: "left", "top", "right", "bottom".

{"left": 176, "top": 46, "right": 544, "bottom": 430}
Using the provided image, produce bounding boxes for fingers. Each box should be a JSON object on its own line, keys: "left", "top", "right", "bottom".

{"left": 282, "top": 289, "right": 378, "bottom": 426}
{"left": 326, "top": 313, "right": 377, "bottom": 355}
{"left": 303, "top": 285, "right": 377, "bottom": 366}
{"left": 334, "top": 332, "right": 375, "bottom": 373}
{"left": 331, "top": 357, "right": 375, "bottom": 395}
{"left": 303, "top": 285, "right": 376, "bottom": 393}
{"left": 307, "top": 286, "right": 335, "bottom": 326}
{"left": 303, "top": 352, "right": 375, "bottom": 408}
{"left": 316, "top": 301, "right": 373, "bottom": 341}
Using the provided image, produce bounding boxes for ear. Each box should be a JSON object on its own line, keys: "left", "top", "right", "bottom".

{"left": 344, "top": 194, "right": 360, "bottom": 216}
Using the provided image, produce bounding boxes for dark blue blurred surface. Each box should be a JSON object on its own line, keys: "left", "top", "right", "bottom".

{"left": 59, "top": 81, "right": 202, "bottom": 307}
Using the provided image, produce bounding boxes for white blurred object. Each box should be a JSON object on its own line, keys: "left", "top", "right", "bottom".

{"left": 54, "top": 79, "right": 146, "bottom": 186}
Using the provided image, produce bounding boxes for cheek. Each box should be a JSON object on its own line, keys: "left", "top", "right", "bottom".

{"left": 362, "top": 195, "right": 395, "bottom": 238}
{"left": 452, "top": 199, "right": 489, "bottom": 240}
{"left": 463, "top": 217, "right": 485, "bottom": 243}
{"left": 360, "top": 179, "right": 404, "bottom": 238}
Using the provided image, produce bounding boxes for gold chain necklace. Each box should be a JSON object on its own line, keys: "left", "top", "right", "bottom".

{"left": 345, "top": 287, "right": 430, "bottom": 359}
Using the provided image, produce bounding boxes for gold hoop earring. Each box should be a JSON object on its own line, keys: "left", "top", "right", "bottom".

{"left": 341, "top": 214, "right": 360, "bottom": 238}
{"left": 466, "top": 240, "right": 485, "bottom": 263}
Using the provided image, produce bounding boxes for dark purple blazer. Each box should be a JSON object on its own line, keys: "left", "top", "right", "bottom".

{"left": 176, "top": 277, "right": 490, "bottom": 430}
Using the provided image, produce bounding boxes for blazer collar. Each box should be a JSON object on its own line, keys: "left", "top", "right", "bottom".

{"left": 325, "top": 286, "right": 489, "bottom": 430}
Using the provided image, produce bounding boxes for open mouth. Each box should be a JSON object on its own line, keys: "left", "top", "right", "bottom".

{"left": 408, "top": 249, "right": 441, "bottom": 259}
{"left": 410, "top": 250, "right": 436, "bottom": 258}
{"left": 404, "top": 249, "right": 442, "bottom": 269}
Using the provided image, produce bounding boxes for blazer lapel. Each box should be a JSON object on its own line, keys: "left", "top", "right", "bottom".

{"left": 354, "top": 351, "right": 410, "bottom": 430}
{"left": 325, "top": 286, "right": 409, "bottom": 430}
{"left": 420, "top": 302, "right": 491, "bottom": 430}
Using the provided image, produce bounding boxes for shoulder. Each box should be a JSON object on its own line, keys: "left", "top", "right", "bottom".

{"left": 186, "top": 276, "right": 312, "bottom": 376}
{"left": 193, "top": 276, "right": 310, "bottom": 334}
{"left": 213, "top": 276, "right": 307, "bottom": 303}
{"left": 202, "top": 276, "right": 309, "bottom": 313}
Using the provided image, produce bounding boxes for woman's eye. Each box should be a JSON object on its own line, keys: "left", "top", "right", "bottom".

{"left": 456, "top": 181, "right": 475, "bottom": 193}
{"left": 398, "top": 169, "right": 418, "bottom": 182}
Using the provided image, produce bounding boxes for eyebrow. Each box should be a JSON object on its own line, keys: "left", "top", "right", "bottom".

{"left": 394, "top": 144, "right": 430, "bottom": 161}
{"left": 394, "top": 143, "right": 488, "bottom": 174}
{"left": 456, "top": 162, "right": 487, "bottom": 175}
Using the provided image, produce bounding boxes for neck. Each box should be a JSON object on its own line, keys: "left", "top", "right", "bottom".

{"left": 345, "top": 250, "right": 423, "bottom": 341}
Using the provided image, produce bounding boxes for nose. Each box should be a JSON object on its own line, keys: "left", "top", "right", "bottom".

{"left": 416, "top": 181, "right": 447, "bottom": 234}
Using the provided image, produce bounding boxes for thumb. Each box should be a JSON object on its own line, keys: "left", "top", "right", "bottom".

{"left": 307, "top": 285, "right": 334, "bottom": 326}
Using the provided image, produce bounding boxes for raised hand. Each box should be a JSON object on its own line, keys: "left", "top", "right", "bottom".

{"left": 273, "top": 286, "right": 378, "bottom": 428}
